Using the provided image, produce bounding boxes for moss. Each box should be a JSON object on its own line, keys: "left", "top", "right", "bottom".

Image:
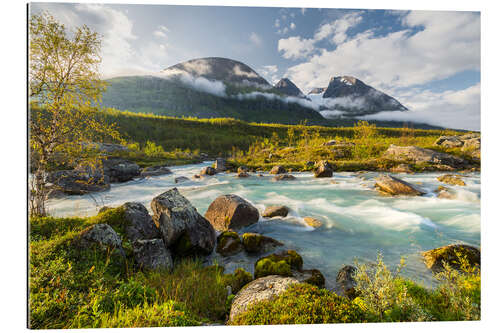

{"left": 230, "top": 283, "right": 366, "bottom": 325}
{"left": 254, "top": 258, "right": 291, "bottom": 279}
{"left": 88, "top": 206, "right": 126, "bottom": 235}
{"left": 303, "top": 269, "right": 325, "bottom": 288}
{"left": 216, "top": 231, "right": 242, "bottom": 256}
{"left": 241, "top": 233, "right": 263, "bottom": 253}
{"left": 222, "top": 268, "right": 253, "bottom": 294}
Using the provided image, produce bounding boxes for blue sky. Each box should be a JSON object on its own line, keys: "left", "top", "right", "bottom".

{"left": 30, "top": 3, "right": 480, "bottom": 130}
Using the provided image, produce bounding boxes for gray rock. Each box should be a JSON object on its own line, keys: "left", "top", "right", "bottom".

{"left": 140, "top": 165, "right": 172, "bottom": 177}
{"left": 122, "top": 202, "right": 160, "bottom": 243}
{"left": 241, "top": 233, "right": 284, "bottom": 254}
{"left": 201, "top": 166, "right": 216, "bottom": 176}
{"left": 174, "top": 176, "right": 190, "bottom": 183}
{"left": 323, "top": 139, "right": 337, "bottom": 146}
{"left": 374, "top": 175, "right": 425, "bottom": 196}
{"left": 272, "top": 174, "right": 296, "bottom": 181}
{"left": 336, "top": 265, "right": 357, "bottom": 298}
{"left": 204, "top": 194, "right": 260, "bottom": 231}
{"left": 314, "top": 160, "right": 333, "bottom": 178}
{"left": 76, "top": 223, "right": 124, "bottom": 256}
{"left": 384, "top": 145, "right": 470, "bottom": 169}
{"left": 151, "top": 188, "right": 216, "bottom": 256}
{"left": 262, "top": 205, "right": 289, "bottom": 218}
{"left": 132, "top": 238, "right": 173, "bottom": 270}
{"left": 101, "top": 158, "right": 141, "bottom": 182}
{"left": 229, "top": 275, "right": 300, "bottom": 322}
{"left": 269, "top": 165, "right": 286, "bottom": 174}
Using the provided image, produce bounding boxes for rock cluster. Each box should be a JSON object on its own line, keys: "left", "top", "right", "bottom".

{"left": 384, "top": 144, "right": 470, "bottom": 170}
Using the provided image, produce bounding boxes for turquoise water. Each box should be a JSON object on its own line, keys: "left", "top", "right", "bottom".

{"left": 47, "top": 161, "right": 480, "bottom": 289}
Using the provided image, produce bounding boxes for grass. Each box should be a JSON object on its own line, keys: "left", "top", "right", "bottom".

{"left": 28, "top": 213, "right": 229, "bottom": 329}
{"left": 228, "top": 121, "right": 478, "bottom": 172}
{"left": 29, "top": 213, "right": 481, "bottom": 328}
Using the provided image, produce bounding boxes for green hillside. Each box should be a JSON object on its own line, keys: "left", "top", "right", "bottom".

{"left": 102, "top": 76, "right": 325, "bottom": 124}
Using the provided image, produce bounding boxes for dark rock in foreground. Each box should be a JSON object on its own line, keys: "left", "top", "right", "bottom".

{"left": 132, "top": 238, "right": 173, "bottom": 270}
{"left": 151, "top": 188, "right": 216, "bottom": 256}
{"left": 336, "top": 265, "right": 357, "bottom": 299}
{"left": 204, "top": 194, "right": 259, "bottom": 231}
{"left": 121, "top": 202, "right": 160, "bottom": 243}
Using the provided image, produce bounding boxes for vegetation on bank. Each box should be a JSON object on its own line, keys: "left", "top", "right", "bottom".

{"left": 30, "top": 213, "right": 480, "bottom": 328}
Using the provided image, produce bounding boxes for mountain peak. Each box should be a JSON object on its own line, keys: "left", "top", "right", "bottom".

{"left": 322, "top": 75, "right": 407, "bottom": 114}
{"left": 274, "top": 78, "right": 304, "bottom": 97}
{"left": 161, "top": 57, "right": 270, "bottom": 86}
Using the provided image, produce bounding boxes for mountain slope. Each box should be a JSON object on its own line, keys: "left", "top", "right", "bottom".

{"left": 274, "top": 78, "right": 304, "bottom": 97}
{"left": 162, "top": 57, "right": 270, "bottom": 86}
{"left": 321, "top": 76, "right": 407, "bottom": 115}
{"left": 102, "top": 75, "right": 324, "bottom": 124}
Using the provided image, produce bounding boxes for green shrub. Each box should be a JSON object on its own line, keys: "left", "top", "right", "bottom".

{"left": 230, "top": 283, "right": 366, "bottom": 325}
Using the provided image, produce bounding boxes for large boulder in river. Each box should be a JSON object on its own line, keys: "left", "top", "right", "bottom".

{"left": 270, "top": 165, "right": 286, "bottom": 174}
{"left": 174, "top": 176, "right": 190, "bottom": 183}
{"left": 101, "top": 158, "right": 141, "bottom": 182}
{"left": 314, "top": 160, "right": 333, "bottom": 178}
{"left": 229, "top": 275, "right": 300, "bottom": 322}
{"left": 151, "top": 188, "right": 216, "bottom": 256}
{"left": 204, "top": 194, "right": 259, "bottom": 231}
{"left": 383, "top": 144, "right": 470, "bottom": 169}
{"left": 374, "top": 175, "right": 425, "bottom": 196}
{"left": 121, "top": 202, "right": 160, "bottom": 243}
{"left": 262, "top": 205, "right": 289, "bottom": 218}
{"left": 272, "top": 174, "right": 296, "bottom": 181}
{"left": 421, "top": 244, "right": 480, "bottom": 273}
{"left": 132, "top": 239, "right": 173, "bottom": 271}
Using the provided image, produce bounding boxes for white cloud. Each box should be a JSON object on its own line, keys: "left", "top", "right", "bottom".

{"left": 284, "top": 11, "right": 480, "bottom": 93}
{"left": 358, "top": 84, "right": 481, "bottom": 130}
{"left": 249, "top": 32, "right": 262, "bottom": 46}
{"left": 153, "top": 25, "right": 168, "bottom": 39}
{"left": 314, "top": 12, "right": 363, "bottom": 44}
{"left": 259, "top": 65, "right": 279, "bottom": 84}
{"left": 278, "top": 36, "right": 315, "bottom": 60}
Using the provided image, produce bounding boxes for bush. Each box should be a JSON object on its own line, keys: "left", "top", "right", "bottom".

{"left": 254, "top": 250, "right": 303, "bottom": 279}
{"left": 230, "top": 283, "right": 366, "bottom": 325}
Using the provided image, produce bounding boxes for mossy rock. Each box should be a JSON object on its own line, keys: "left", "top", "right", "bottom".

{"left": 254, "top": 250, "right": 303, "bottom": 279}
{"left": 172, "top": 232, "right": 193, "bottom": 257}
{"left": 303, "top": 216, "right": 322, "bottom": 228}
{"left": 216, "top": 231, "right": 243, "bottom": 256}
{"left": 421, "top": 244, "right": 480, "bottom": 272}
{"left": 302, "top": 269, "right": 325, "bottom": 288}
{"left": 437, "top": 174, "right": 466, "bottom": 186}
{"left": 241, "top": 233, "right": 283, "bottom": 254}
{"left": 223, "top": 268, "right": 253, "bottom": 294}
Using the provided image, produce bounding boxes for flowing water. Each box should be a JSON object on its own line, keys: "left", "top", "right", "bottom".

{"left": 46, "top": 161, "right": 480, "bottom": 289}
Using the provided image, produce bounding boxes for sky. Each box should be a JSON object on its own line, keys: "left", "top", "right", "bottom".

{"left": 30, "top": 2, "right": 481, "bottom": 130}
